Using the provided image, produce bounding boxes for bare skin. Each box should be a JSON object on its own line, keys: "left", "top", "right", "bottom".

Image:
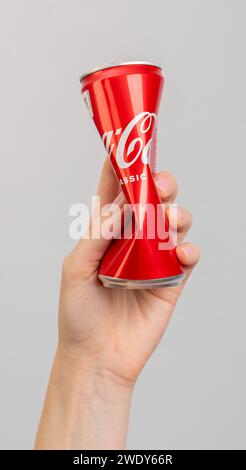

{"left": 34, "top": 159, "right": 199, "bottom": 449}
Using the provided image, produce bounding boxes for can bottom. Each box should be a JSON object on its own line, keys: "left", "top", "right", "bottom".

{"left": 98, "top": 274, "right": 185, "bottom": 289}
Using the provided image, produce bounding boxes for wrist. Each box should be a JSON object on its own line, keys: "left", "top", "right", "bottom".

{"left": 53, "top": 344, "right": 134, "bottom": 404}
{"left": 35, "top": 345, "right": 133, "bottom": 449}
{"left": 41, "top": 345, "right": 133, "bottom": 449}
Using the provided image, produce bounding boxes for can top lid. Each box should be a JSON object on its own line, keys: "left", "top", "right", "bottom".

{"left": 80, "top": 60, "right": 162, "bottom": 82}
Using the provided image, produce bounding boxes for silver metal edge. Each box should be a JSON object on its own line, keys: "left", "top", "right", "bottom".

{"left": 98, "top": 274, "right": 185, "bottom": 284}
{"left": 80, "top": 61, "right": 162, "bottom": 82}
{"left": 98, "top": 274, "right": 185, "bottom": 289}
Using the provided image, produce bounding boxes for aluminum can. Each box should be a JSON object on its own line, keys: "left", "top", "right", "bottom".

{"left": 80, "top": 61, "right": 185, "bottom": 288}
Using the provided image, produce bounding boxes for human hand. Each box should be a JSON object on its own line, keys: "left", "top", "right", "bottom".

{"left": 59, "top": 159, "right": 199, "bottom": 383}
{"left": 35, "top": 159, "right": 199, "bottom": 450}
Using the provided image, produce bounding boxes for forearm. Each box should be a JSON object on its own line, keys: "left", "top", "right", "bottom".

{"left": 34, "top": 347, "right": 133, "bottom": 450}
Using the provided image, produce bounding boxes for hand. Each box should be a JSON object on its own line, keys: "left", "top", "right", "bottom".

{"left": 59, "top": 158, "right": 199, "bottom": 385}
{"left": 35, "top": 159, "right": 199, "bottom": 450}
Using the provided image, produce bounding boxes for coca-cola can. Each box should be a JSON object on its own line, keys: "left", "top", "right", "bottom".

{"left": 80, "top": 61, "right": 185, "bottom": 288}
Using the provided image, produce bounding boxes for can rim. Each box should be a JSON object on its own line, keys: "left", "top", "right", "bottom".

{"left": 98, "top": 273, "right": 185, "bottom": 289}
{"left": 80, "top": 60, "right": 162, "bottom": 82}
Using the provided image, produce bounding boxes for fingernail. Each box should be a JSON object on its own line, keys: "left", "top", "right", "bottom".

{"left": 155, "top": 174, "right": 170, "bottom": 193}
{"left": 179, "top": 244, "right": 193, "bottom": 257}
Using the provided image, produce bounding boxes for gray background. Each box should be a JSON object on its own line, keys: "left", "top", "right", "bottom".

{"left": 0, "top": 0, "right": 245, "bottom": 450}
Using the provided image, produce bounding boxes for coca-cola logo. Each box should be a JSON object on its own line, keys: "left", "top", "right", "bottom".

{"left": 102, "top": 112, "right": 157, "bottom": 169}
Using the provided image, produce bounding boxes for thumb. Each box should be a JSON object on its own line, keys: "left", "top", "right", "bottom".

{"left": 66, "top": 158, "right": 124, "bottom": 277}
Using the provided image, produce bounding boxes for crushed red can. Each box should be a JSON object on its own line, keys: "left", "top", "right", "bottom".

{"left": 80, "top": 61, "right": 185, "bottom": 288}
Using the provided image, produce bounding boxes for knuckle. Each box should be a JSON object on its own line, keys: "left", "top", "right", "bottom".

{"left": 184, "top": 208, "right": 193, "bottom": 226}
{"left": 164, "top": 171, "right": 177, "bottom": 191}
{"left": 187, "top": 209, "right": 193, "bottom": 227}
{"left": 62, "top": 254, "right": 81, "bottom": 280}
{"left": 62, "top": 255, "right": 74, "bottom": 277}
{"left": 61, "top": 253, "right": 94, "bottom": 283}
{"left": 155, "top": 171, "right": 178, "bottom": 196}
{"left": 179, "top": 207, "right": 193, "bottom": 228}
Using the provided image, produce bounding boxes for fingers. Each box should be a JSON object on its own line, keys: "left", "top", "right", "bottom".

{"left": 65, "top": 167, "right": 195, "bottom": 282}
{"left": 176, "top": 242, "right": 200, "bottom": 283}
{"left": 98, "top": 168, "right": 179, "bottom": 206}
{"left": 75, "top": 169, "right": 179, "bottom": 270}
{"left": 98, "top": 167, "right": 179, "bottom": 208}
{"left": 97, "top": 157, "right": 119, "bottom": 206}
{"left": 155, "top": 171, "right": 177, "bottom": 202}
{"left": 71, "top": 197, "right": 123, "bottom": 273}
{"left": 170, "top": 206, "right": 193, "bottom": 243}
{"left": 176, "top": 207, "right": 193, "bottom": 233}
{"left": 154, "top": 174, "right": 199, "bottom": 291}
{"left": 148, "top": 242, "right": 199, "bottom": 305}
{"left": 97, "top": 168, "right": 178, "bottom": 205}
{"left": 64, "top": 159, "right": 121, "bottom": 279}
{"left": 154, "top": 172, "right": 192, "bottom": 242}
